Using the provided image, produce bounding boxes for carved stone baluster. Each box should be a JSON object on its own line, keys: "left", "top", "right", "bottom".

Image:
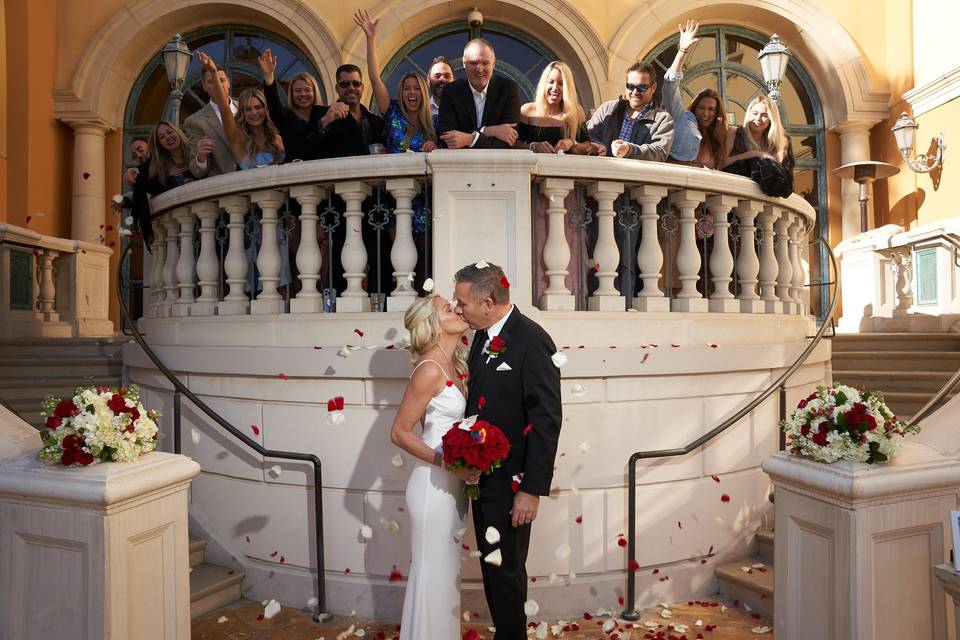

{"left": 669, "top": 189, "right": 707, "bottom": 312}
{"left": 148, "top": 226, "right": 166, "bottom": 318}
{"left": 289, "top": 186, "right": 327, "bottom": 314}
{"left": 335, "top": 181, "right": 372, "bottom": 312}
{"left": 706, "top": 194, "right": 739, "bottom": 312}
{"left": 38, "top": 250, "right": 60, "bottom": 321}
{"left": 172, "top": 207, "right": 197, "bottom": 317}
{"left": 892, "top": 249, "right": 915, "bottom": 317}
{"left": 788, "top": 216, "right": 805, "bottom": 314}
{"left": 386, "top": 178, "right": 419, "bottom": 312}
{"left": 735, "top": 200, "right": 764, "bottom": 313}
{"left": 160, "top": 212, "right": 181, "bottom": 318}
{"left": 32, "top": 252, "right": 41, "bottom": 313}
{"left": 587, "top": 181, "right": 625, "bottom": 311}
{"left": 758, "top": 205, "right": 782, "bottom": 314}
{"left": 250, "top": 190, "right": 286, "bottom": 314}
{"left": 192, "top": 201, "right": 220, "bottom": 316}
{"left": 774, "top": 210, "right": 794, "bottom": 314}
{"left": 630, "top": 185, "right": 669, "bottom": 312}
{"left": 218, "top": 195, "right": 250, "bottom": 316}
{"left": 540, "top": 178, "right": 575, "bottom": 310}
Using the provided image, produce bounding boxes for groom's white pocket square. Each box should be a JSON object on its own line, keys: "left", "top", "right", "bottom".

{"left": 496, "top": 362, "right": 512, "bottom": 371}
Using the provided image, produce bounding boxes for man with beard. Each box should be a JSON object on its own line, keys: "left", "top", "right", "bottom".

{"left": 308, "top": 64, "right": 385, "bottom": 159}
{"left": 427, "top": 56, "right": 455, "bottom": 129}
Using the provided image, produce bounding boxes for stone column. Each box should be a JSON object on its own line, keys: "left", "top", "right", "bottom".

{"left": 588, "top": 181, "right": 625, "bottom": 311}
{"left": 669, "top": 189, "right": 707, "bottom": 312}
{"left": 838, "top": 122, "right": 874, "bottom": 240}
{"left": 218, "top": 196, "right": 249, "bottom": 316}
{"left": 289, "top": 186, "right": 326, "bottom": 314}
{"left": 38, "top": 250, "right": 60, "bottom": 322}
{"left": 192, "top": 201, "right": 220, "bottom": 316}
{"left": 335, "top": 181, "right": 372, "bottom": 312}
{"left": 631, "top": 185, "right": 669, "bottom": 312}
{"left": 0, "top": 452, "right": 200, "bottom": 640}
{"left": 762, "top": 443, "right": 960, "bottom": 640}
{"left": 65, "top": 120, "right": 113, "bottom": 245}
{"left": 706, "top": 194, "right": 739, "bottom": 312}
{"left": 386, "top": 178, "right": 419, "bottom": 312}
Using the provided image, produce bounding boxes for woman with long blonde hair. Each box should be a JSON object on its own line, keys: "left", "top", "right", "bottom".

{"left": 258, "top": 49, "right": 324, "bottom": 161}
{"left": 390, "top": 294, "right": 478, "bottom": 639}
{"left": 518, "top": 61, "right": 603, "bottom": 155}
{"left": 723, "top": 94, "right": 795, "bottom": 196}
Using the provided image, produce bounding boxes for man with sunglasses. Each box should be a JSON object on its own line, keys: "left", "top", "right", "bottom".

{"left": 586, "top": 61, "right": 674, "bottom": 161}
{"left": 308, "top": 64, "right": 385, "bottom": 159}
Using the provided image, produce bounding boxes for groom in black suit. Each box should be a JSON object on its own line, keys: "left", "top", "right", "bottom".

{"left": 438, "top": 39, "right": 521, "bottom": 149}
{"left": 453, "top": 263, "right": 562, "bottom": 639}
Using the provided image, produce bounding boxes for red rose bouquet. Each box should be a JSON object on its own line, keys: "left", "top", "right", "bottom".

{"left": 441, "top": 415, "right": 510, "bottom": 500}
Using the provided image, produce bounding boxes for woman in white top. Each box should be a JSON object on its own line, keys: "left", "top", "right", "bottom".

{"left": 390, "top": 294, "right": 480, "bottom": 639}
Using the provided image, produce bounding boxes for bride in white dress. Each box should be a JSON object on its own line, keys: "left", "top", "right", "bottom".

{"left": 390, "top": 294, "right": 481, "bottom": 639}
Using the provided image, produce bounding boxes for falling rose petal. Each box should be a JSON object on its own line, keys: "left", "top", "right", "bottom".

{"left": 711, "top": 475, "right": 721, "bottom": 483}
{"left": 678, "top": 520, "right": 683, "bottom": 529}
{"left": 360, "top": 525, "right": 373, "bottom": 540}
{"left": 478, "top": 396, "right": 486, "bottom": 409}
{"left": 583, "top": 612, "right": 593, "bottom": 620}
{"left": 326, "top": 411, "right": 345, "bottom": 426}
{"left": 641, "top": 353, "right": 650, "bottom": 364}
{"left": 548, "top": 572, "right": 560, "bottom": 584}
{"left": 671, "top": 343, "right": 681, "bottom": 348}
{"left": 251, "top": 424, "right": 261, "bottom": 436}
{"left": 469, "top": 550, "right": 482, "bottom": 558}
{"left": 524, "top": 599, "right": 540, "bottom": 616}
{"left": 25, "top": 216, "right": 32, "bottom": 225}
{"left": 457, "top": 373, "right": 469, "bottom": 381}
{"left": 453, "top": 526, "right": 468, "bottom": 542}
{"left": 475, "top": 260, "right": 489, "bottom": 269}
{"left": 523, "top": 424, "right": 534, "bottom": 437}
{"left": 112, "top": 194, "right": 125, "bottom": 205}
{"left": 279, "top": 556, "right": 285, "bottom": 563}
{"left": 190, "top": 429, "right": 201, "bottom": 445}
{"left": 652, "top": 568, "right": 660, "bottom": 574}
{"left": 617, "top": 537, "right": 627, "bottom": 547}
{"left": 344, "top": 568, "right": 351, "bottom": 573}
{"left": 751, "top": 626, "right": 772, "bottom": 634}
{"left": 483, "top": 549, "right": 502, "bottom": 566}
{"left": 462, "top": 631, "right": 480, "bottom": 640}
{"left": 708, "top": 343, "right": 719, "bottom": 349}
{"left": 269, "top": 465, "right": 282, "bottom": 478}
{"left": 354, "top": 328, "right": 364, "bottom": 337}
{"left": 721, "top": 494, "right": 730, "bottom": 502}
{"left": 485, "top": 526, "right": 501, "bottom": 545}
{"left": 461, "top": 335, "right": 469, "bottom": 346}
{"left": 555, "top": 544, "right": 571, "bottom": 560}
{"left": 575, "top": 515, "right": 583, "bottom": 524}
{"left": 82, "top": 172, "right": 91, "bottom": 180}
{"left": 217, "top": 616, "right": 228, "bottom": 623}
{"left": 270, "top": 550, "right": 278, "bottom": 557}
{"left": 578, "top": 440, "right": 591, "bottom": 453}
{"left": 422, "top": 277, "right": 435, "bottom": 293}
{"left": 391, "top": 454, "right": 404, "bottom": 467}
{"left": 602, "top": 619, "right": 616, "bottom": 633}
{"left": 570, "top": 383, "right": 587, "bottom": 397}
{"left": 389, "top": 566, "right": 403, "bottom": 582}
{"left": 628, "top": 559, "right": 640, "bottom": 570}
{"left": 593, "top": 262, "right": 600, "bottom": 272}
{"left": 446, "top": 380, "right": 454, "bottom": 387}
{"left": 551, "top": 351, "right": 568, "bottom": 368}
{"left": 499, "top": 276, "right": 510, "bottom": 289}
{"left": 278, "top": 372, "right": 288, "bottom": 380}
{"left": 257, "top": 614, "right": 264, "bottom": 621}
{"left": 245, "top": 536, "right": 251, "bottom": 543}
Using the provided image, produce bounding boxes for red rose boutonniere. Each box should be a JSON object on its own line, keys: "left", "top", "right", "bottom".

{"left": 484, "top": 336, "right": 507, "bottom": 360}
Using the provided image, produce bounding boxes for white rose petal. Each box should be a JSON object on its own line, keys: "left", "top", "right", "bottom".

{"left": 475, "top": 261, "right": 489, "bottom": 269}
{"left": 261, "top": 600, "right": 269, "bottom": 606}
{"left": 740, "top": 566, "right": 753, "bottom": 573}
{"left": 463, "top": 611, "right": 471, "bottom": 622}
{"left": 744, "top": 603, "right": 754, "bottom": 613}
{"left": 548, "top": 572, "right": 560, "bottom": 585}
{"left": 595, "top": 607, "right": 611, "bottom": 617}
{"left": 484, "top": 549, "right": 503, "bottom": 566}
{"left": 217, "top": 616, "right": 229, "bottom": 623}
{"left": 125, "top": 216, "right": 135, "bottom": 225}
{"left": 326, "top": 411, "right": 345, "bottom": 426}
{"left": 485, "top": 526, "right": 501, "bottom": 545}
{"left": 660, "top": 608, "right": 673, "bottom": 619}
{"left": 112, "top": 194, "right": 125, "bottom": 204}
{"left": 264, "top": 599, "right": 281, "bottom": 619}
{"left": 551, "top": 352, "right": 568, "bottom": 368}
{"left": 535, "top": 621, "right": 548, "bottom": 639}
{"left": 469, "top": 550, "right": 482, "bottom": 558}
{"left": 751, "top": 627, "right": 772, "bottom": 634}
{"left": 190, "top": 429, "right": 201, "bottom": 445}
{"left": 422, "top": 278, "right": 435, "bottom": 293}
{"left": 269, "top": 465, "right": 283, "bottom": 478}
{"left": 644, "top": 621, "right": 659, "bottom": 629}
{"left": 391, "top": 454, "right": 404, "bottom": 467}
{"left": 524, "top": 599, "right": 540, "bottom": 616}
{"left": 307, "top": 597, "right": 319, "bottom": 608}
{"left": 751, "top": 562, "right": 766, "bottom": 569}
{"left": 694, "top": 619, "right": 703, "bottom": 626}
{"left": 721, "top": 605, "right": 728, "bottom": 612}
{"left": 673, "top": 624, "right": 689, "bottom": 633}
{"left": 336, "top": 625, "right": 356, "bottom": 640}
{"left": 555, "top": 544, "right": 571, "bottom": 560}
{"left": 570, "top": 383, "right": 587, "bottom": 397}
{"left": 354, "top": 629, "right": 365, "bottom": 638}
{"left": 568, "top": 571, "right": 576, "bottom": 581}
{"left": 453, "top": 526, "right": 468, "bottom": 542}
{"left": 379, "top": 517, "right": 400, "bottom": 533}
{"left": 359, "top": 525, "right": 373, "bottom": 540}
{"left": 457, "top": 414, "right": 479, "bottom": 431}
{"left": 578, "top": 440, "right": 591, "bottom": 453}
{"left": 337, "top": 346, "right": 353, "bottom": 358}
{"left": 119, "top": 228, "right": 132, "bottom": 236}
{"left": 551, "top": 623, "right": 564, "bottom": 636}
{"left": 602, "top": 619, "right": 616, "bottom": 632}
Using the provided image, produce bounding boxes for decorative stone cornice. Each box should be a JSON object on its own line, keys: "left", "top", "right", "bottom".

{"left": 903, "top": 65, "right": 960, "bottom": 117}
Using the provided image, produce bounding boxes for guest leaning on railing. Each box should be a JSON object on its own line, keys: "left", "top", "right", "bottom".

{"left": 306, "top": 63, "right": 386, "bottom": 159}
{"left": 722, "top": 94, "right": 795, "bottom": 197}
{"left": 129, "top": 121, "right": 210, "bottom": 246}
{"left": 258, "top": 48, "right": 325, "bottom": 162}
{"left": 517, "top": 61, "right": 604, "bottom": 156}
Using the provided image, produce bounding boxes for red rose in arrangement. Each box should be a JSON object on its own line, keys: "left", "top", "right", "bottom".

{"left": 441, "top": 415, "right": 511, "bottom": 500}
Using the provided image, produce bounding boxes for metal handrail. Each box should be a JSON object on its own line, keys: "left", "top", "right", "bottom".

{"left": 620, "top": 236, "right": 840, "bottom": 620}
{"left": 907, "top": 368, "right": 960, "bottom": 426}
{"left": 115, "top": 241, "right": 329, "bottom": 622}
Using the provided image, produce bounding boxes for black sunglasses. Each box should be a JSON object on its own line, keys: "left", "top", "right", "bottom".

{"left": 337, "top": 80, "right": 362, "bottom": 89}
{"left": 625, "top": 83, "right": 650, "bottom": 94}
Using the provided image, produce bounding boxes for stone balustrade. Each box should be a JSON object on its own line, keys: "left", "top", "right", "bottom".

{"left": 0, "top": 222, "right": 114, "bottom": 338}
{"left": 144, "top": 151, "right": 817, "bottom": 320}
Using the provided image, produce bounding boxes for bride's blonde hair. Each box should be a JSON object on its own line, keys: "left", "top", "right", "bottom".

{"left": 404, "top": 294, "right": 469, "bottom": 389}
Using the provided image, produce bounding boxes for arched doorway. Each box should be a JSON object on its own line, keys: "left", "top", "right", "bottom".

{"left": 646, "top": 25, "right": 829, "bottom": 319}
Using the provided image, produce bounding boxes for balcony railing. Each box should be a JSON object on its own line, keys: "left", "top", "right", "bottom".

{"left": 144, "top": 151, "right": 817, "bottom": 319}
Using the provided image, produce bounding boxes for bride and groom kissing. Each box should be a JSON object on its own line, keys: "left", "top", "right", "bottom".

{"left": 389, "top": 261, "right": 562, "bottom": 639}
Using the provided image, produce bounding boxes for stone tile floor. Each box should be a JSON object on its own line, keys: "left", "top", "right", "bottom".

{"left": 193, "top": 598, "right": 774, "bottom": 639}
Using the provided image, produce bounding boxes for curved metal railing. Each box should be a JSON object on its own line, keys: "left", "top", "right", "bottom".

{"left": 619, "top": 236, "right": 840, "bottom": 620}
{"left": 907, "top": 368, "right": 960, "bottom": 426}
{"left": 116, "top": 240, "right": 330, "bottom": 621}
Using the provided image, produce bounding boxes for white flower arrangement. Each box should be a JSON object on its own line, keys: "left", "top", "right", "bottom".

{"left": 780, "top": 384, "right": 919, "bottom": 464}
{"left": 36, "top": 385, "right": 161, "bottom": 467}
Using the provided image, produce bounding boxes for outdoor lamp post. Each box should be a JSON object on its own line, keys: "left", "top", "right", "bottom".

{"left": 891, "top": 111, "right": 946, "bottom": 173}
{"left": 758, "top": 34, "right": 790, "bottom": 103}
{"left": 161, "top": 34, "right": 192, "bottom": 125}
{"left": 832, "top": 161, "right": 899, "bottom": 233}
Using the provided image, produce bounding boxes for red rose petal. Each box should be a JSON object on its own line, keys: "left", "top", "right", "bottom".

{"left": 446, "top": 380, "right": 454, "bottom": 387}
{"left": 478, "top": 396, "right": 486, "bottom": 409}
{"left": 251, "top": 425, "right": 261, "bottom": 435}
{"left": 617, "top": 537, "right": 627, "bottom": 547}
{"left": 575, "top": 515, "right": 582, "bottom": 524}
{"left": 354, "top": 328, "right": 364, "bottom": 337}
{"left": 278, "top": 372, "right": 288, "bottom": 380}
{"left": 257, "top": 614, "right": 264, "bottom": 621}
{"left": 245, "top": 536, "right": 251, "bottom": 543}
{"left": 279, "top": 556, "right": 286, "bottom": 563}
{"left": 678, "top": 520, "right": 682, "bottom": 529}
{"left": 463, "top": 631, "right": 480, "bottom": 640}
{"left": 270, "top": 550, "right": 278, "bottom": 557}
{"left": 345, "top": 567, "right": 351, "bottom": 573}
{"left": 458, "top": 373, "right": 469, "bottom": 380}
{"left": 583, "top": 612, "right": 593, "bottom": 620}
{"left": 385, "top": 344, "right": 394, "bottom": 349}
{"left": 499, "top": 276, "right": 510, "bottom": 289}
{"left": 711, "top": 475, "right": 721, "bottom": 482}
{"left": 628, "top": 559, "right": 640, "bottom": 570}
{"left": 641, "top": 353, "right": 650, "bottom": 364}
{"left": 522, "top": 424, "right": 534, "bottom": 437}
{"left": 389, "top": 566, "right": 403, "bottom": 582}
{"left": 593, "top": 263, "right": 600, "bottom": 272}
{"left": 461, "top": 336, "right": 469, "bottom": 346}
{"left": 652, "top": 568, "right": 659, "bottom": 574}
{"left": 721, "top": 494, "right": 730, "bottom": 502}
{"left": 708, "top": 544, "right": 714, "bottom": 555}
{"left": 227, "top": 570, "right": 234, "bottom": 575}
{"left": 82, "top": 172, "right": 91, "bottom": 180}
{"left": 618, "top": 596, "right": 624, "bottom": 605}
{"left": 671, "top": 343, "right": 681, "bottom": 348}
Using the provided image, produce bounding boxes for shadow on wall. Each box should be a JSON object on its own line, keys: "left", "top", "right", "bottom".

{"left": 883, "top": 189, "right": 925, "bottom": 230}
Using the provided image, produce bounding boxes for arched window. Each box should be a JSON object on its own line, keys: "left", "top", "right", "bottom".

{"left": 646, "top": 26, "right": 829, "bottom": 319}
{"left": 381, "top": 22, "right": 559, "bottom": 103}
{"left": 123, "top": 26, "right": 324, "bottom": 167}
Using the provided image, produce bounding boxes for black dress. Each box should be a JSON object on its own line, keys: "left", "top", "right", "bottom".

{"left": 723, "top": 126, "right": 795, "bottom": 197}
{"left": 131, "top": 160, "right": 201, "bottom": 247}
{"left": 517, "top": 121, "right": 589, "bottom": 146}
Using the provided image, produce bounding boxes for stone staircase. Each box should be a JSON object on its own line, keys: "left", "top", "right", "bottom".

{"left": 0, "top": 337, "right": 127, "bottom": 427}
{"left": 830, "top": 333, "right": 960, "bottom": 419}
{"left": 715, "top": 528, "right": 775, "bottom": 617}
{"left": 190, "top": 536, "right": 245, "bottom": 619}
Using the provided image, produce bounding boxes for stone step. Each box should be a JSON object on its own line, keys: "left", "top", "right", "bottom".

{"left": 189, "top": 537, "right": 206, "bottom": 568}
{"left": 715, "top": 558, "right": 774, "bottom": 618}
{"left": 0, "top": 356, "right": 122, "bottom": 378}
{"left": 0, "top": 376, "right": 122, "bottom": 401}
{"left": 831, "top": 351, "right": 960, "bottom": 372}
{"left": 831, "top": 333, "right": 960, "bottom": 352}
{"left": 0, "top": 337, "right": 127, "bottom": 359}
{"left": 832, "top": 369, "right": 954, "bottom": 394}
{"left": 190, "top": 562, "right": 244, "bottom": 620}
{"left": 756, "top": 529, "right": 774, "bottom": 564}
{"left": 882, "top": 391, "right": 957, "bottom": 421}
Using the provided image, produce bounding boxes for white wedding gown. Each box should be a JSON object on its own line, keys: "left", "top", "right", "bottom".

{"left": 399, "top": 360, "right": 468, "bottom": 640}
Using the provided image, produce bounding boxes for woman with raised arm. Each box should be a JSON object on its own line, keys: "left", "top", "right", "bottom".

{"left": 196, "top": 50, "right": 285, "bottom": 169}
{"left": 517, "top": 61, "right": 604, "bottom": 156}
{"left": 723, "top": 94, "right": 795, "bottom": 197}
{"left": 663, "top": 21, "right": 728, "bottom": 169}
{"left": 391, "top": 294, "right": 479, "bottom": 640}
{"left": 258, "top": 48, "right": 324, "bottom": 161}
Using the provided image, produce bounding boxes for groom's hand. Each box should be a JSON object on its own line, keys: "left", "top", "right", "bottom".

{"left": 512, "top": 491, "right": 539, "bottom": 527}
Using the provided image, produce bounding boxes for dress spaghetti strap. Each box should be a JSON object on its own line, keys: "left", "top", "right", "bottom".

{"left": 410, "top": 359, "right": 451, "bottom": 382}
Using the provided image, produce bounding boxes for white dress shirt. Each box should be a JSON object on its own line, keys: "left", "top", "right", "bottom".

{"left": 208, "top": 99, "right": 239, "bottom": 125}
{"left": 484, "top": 304, "right": 514, "bottom": 351}
{"left": 469, "top": 82, "right": 490, "bottom": 148}
{"left": 429, "top": 95, "right": 440, "bottom": 119}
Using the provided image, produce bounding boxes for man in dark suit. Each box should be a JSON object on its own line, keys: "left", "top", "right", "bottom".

{"left": 453, "top": 262, "right": 562, "bottom": 639}
{"left": 181, "top": 64, "right": 237, "bottom": 175}
{"left": 306, "top": 64, "right": 385, "bottom": 159}
{"left": 438, "top": 39, "right": 521, "bottom": 149}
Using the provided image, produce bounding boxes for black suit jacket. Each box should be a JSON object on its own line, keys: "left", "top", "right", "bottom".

{"left": 466, "top": 308, "right": 562, "bottom": 501}
{"left": 438, "top": 76, "right": 522, "bottom": 149}
{"left": 306, "top": 104, "right": 385, "bottom": 159}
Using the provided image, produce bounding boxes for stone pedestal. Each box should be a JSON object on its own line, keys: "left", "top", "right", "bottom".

{"left": 762, "top": 442, "right": 960, "bottom": 640}
{"left": 0, "top": 451, "right": 201, "bottom": 640}
{"left": 935, "top": 564, "right": 960, "bottom": 640}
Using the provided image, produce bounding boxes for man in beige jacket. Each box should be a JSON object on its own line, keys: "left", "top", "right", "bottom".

{"left": 182, "top": 64, "right": 238, "bottom": 175}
